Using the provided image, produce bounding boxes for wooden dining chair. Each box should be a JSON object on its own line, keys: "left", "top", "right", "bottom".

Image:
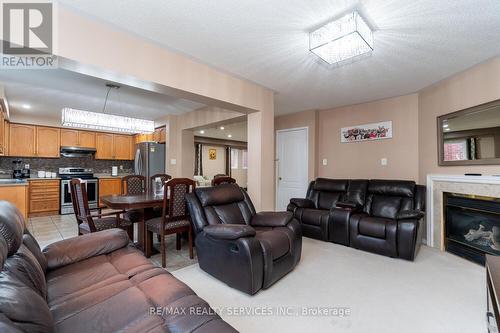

{"left": 145, "top": 178, "right": 195, "bottom": 267}
{"left": 122, "top": 175, "right": 146, "bottom": 224}
{"left": 70, "top": 179, "right": 132, "bottom": 238}
{"left": 149, "top": 174, "right": 173, "bottom": 222}
{"left": 212, "top": 176, "right": 236, "bottom": 186}
{"left": 150, "top": 174, "right": 172, "bottom": 192}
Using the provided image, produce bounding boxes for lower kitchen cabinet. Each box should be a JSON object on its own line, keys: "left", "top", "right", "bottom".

{"left": 98, "top": 178, "right": 122, "bottom": 206}
{"left": 29, "top": 180, "right": 60, "bottom": 217}
{"left": 0, "top": 185, "right": 28, "bottom": 220}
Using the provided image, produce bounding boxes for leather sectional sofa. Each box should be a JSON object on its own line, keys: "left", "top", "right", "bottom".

{"left": 186, "top": 184, "right": 301, "bottom": 295}
{"left": 0, "top": 201, "right": 236, "bottom": 333}
{"left": 288, "top": 178, "right": 425, "bottom": 260}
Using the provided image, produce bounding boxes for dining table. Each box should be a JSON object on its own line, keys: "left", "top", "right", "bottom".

{"left": 100, "top": 192, "right": 165, "bottom": 254}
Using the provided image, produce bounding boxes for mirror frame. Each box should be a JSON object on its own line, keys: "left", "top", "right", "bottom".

{"left": 437, "top": 98, "right": 500, "bottom": 166}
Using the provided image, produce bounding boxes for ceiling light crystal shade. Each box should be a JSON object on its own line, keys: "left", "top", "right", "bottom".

{"left": 310, "top": 11, "right": 374, "bottom": 65}
{"left": 61, "top": 108, "right": 154, "bottom": 134}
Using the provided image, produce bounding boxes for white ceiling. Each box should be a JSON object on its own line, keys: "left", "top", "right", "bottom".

{"left": 0, "top": 69, "right": 205, "bottom": 126}
{"left": 57, "top": 0, "right": 500, "bottom": 115}
{"left": 196, "top": 121, "right": 247, "bottom": 142}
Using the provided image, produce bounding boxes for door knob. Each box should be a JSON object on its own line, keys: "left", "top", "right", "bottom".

{"left": 278, "top": 177, "right": 282, "bottom": 181}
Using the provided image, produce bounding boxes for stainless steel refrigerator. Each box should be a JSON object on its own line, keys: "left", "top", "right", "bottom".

{"left": 134, "top": 142, "right": 166, "bottom": 187}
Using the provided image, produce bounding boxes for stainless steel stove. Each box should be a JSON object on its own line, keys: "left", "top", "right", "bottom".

{"left": 59, "top": 168, "right": 99, "bottom": 215}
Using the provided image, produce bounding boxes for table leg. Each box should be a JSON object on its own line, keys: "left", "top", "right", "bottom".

{"left": 137, "top": 208, "right": 145, "bottom": 253}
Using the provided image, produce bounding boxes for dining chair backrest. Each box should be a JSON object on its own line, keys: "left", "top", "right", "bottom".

{"left": 214, "top": 174, "right": 227, "bottom": 179}
{"left": 123, "top": 175, "right": 146, "bottom": 195}
{"left": 69, "top": 178, "right": 97, "bottom": 231}
{"left": 212, "top": 176, "right": 236, "bottom": 187}
{"left": 163, "top": 178, "right": 196, "bottom": 222}
{"left": 150, "top": 174, "right": 172, "bottom": 192}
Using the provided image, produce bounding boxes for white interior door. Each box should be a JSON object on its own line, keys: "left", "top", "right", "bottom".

{"left": 276, "top": 127, "right": 308, "bottom": 211}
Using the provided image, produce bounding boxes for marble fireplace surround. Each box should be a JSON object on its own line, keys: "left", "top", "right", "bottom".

{"left": 426, "top": 174, "right": 500, "bottom": 250}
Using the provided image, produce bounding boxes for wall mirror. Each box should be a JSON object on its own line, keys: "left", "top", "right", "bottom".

{"left": 438, "top": 99, "right": 500, "bottom": 166}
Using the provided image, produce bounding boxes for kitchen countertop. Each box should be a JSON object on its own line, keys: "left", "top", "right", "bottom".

{"left": 0, "top": 179, "right": 29, "bottom": 187}
{"left": 95, "top": 173, "right": 133, "bottom": 179}
{"left": 27, "top": 177, "right": 61, "bottom": 180}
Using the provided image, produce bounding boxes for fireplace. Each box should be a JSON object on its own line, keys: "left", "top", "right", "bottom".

{"left": 444, "top": 192, "right": 500, "bottom": 265}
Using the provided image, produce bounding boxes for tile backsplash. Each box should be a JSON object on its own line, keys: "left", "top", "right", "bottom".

{"left": 0, "top": 156, "right": 134, "bottom": 176}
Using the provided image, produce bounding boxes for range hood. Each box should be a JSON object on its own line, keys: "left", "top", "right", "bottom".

{"left": 60, "top": 146, "right": 97, "bottom": 158}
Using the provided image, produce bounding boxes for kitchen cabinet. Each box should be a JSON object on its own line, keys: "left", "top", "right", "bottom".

{"left": 3, "top": 120, "right": 9, "bottom": 156}
{"left": 0, "top": 111, "right": 4, "bottom": 155}
{"left": 28, "top": 180, "right": 60, "bottom": 217}
{"left": 113, "top": 134, "right": 133, "bottom": 160}
{"left": 134, "top": 133, "right": 154, "bottom": 144}
{"left": 96, "top": 133, "right": 133, "bottom": 160}
{"left": 60, "top": 129, "right": 78, "bottom": 146}
{"left": 98, "top": 178, "right": 122, "bottom": 206}
{"left": 36, "top": 126, "right": 60, "bottom": 158}
{"left": 61, "top": 129, "right": 96, "bottom": 148}
{"left": 95, "top": 133, "right": 114, "bottom": 159}
{"left": 9, "top": 123, "right": 36, "bottom": 157}
{"left": 79, "top": 131, "right": 96, "bottom": 148}
{"left": 153, "top": 127, "right": 166, "bottom": 143}
{"left": 0, "top": 185, "right": 28, "bottom": 219}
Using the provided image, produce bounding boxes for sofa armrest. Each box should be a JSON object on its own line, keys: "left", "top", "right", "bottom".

{"left": 289, "top": 198, "right": 315, "bottom": 209}
{"left": 204, "top": 224, "right": 256, "bottom": 240}
{"left": 251, "top": 211, "right": 293, "bottom": 227}
{"left": 397, "top": 210, "right": 424, "bottom": 220}
{"left": 335, "top": 201, "right": 361, "bottom": 210}
{"left": 397, "top": 218, "right": 423, "bottom": 261}
{"left": 43, "top": 228, "right": 130, "bottom": 271}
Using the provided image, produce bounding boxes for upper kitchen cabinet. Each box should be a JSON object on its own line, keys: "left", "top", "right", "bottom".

{"left": 95, "top": 133, "right": 133, "bottom": 160}
{"left": 36, "top": 126, "right": 61, "bottom": 158}
{"left": 0, "top": 110, "right": 5, "bottom": 156}
{"left": 113, "top": 134, "right": 133, "bottom": 160}
{"left": 9, "top": 123, "right": 36, "bottom": 157}
{"left": 61, "top": 129, "right": 96, "bottom": 148}
{"left": 153, "top": 127, "right": 166, "bottom": 143}
{"left": 95, "top": 132, "right": 114, "bottom": 159}
{"left": 79, "top": 131, "right": 96, "bottom": 148}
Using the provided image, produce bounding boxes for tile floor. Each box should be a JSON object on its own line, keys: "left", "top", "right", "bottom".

{"left": 28, "top": 214, "right": 197, "bottom": 272}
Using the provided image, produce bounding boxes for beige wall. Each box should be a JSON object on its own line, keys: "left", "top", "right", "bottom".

{"left": 54, "top": 7, "right": 275, "bottom": 210}
{"left": 231, "top": 149, "right": 248, "bottom": 188}
{"left": 418, "top": 57, "right": 500, "bottom": 184}
{"left": 275, "top": 110, "right": 319, "bottom": 181}
{"left": 317, "top": 94, "right": 420, "bottom": 181}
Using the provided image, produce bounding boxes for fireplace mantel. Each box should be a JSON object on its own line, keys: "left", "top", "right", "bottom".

{"left": 426, "top": 174, "right": 500, "bottom": 250}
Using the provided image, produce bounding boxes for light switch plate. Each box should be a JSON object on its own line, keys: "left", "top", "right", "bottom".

{"left": 171, "top": 159, "right": 177, "bottom": 165}
{"left": 322, "top": 159, "right": 328, "bottom": 166}
{"left": 381, "top": 158, "right": 388, "bottom": 166}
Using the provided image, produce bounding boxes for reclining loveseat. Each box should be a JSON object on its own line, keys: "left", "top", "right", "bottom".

{"left": 288, "top": 178, "right": 425, "bottom": 260}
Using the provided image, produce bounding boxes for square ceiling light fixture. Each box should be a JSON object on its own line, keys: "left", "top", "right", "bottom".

{"left": 310, "top": 11, "right": 374, "bottom": 65}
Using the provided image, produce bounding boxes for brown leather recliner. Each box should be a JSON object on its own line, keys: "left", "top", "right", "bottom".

{"left": 0, "top": 201, "right": 236, "bottom": 333}
{"left": 186, "top": 184, "right": 302, "bottom": 295}
{"left": 348, "top": 180, "right": 426, "bottom": 260}
{"left": 287, "top": 178, "right": 368, "bottom": 243}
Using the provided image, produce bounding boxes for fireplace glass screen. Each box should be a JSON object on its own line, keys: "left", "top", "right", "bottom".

{"left": 445, "top": 192, "right": 500, "bottom": 264}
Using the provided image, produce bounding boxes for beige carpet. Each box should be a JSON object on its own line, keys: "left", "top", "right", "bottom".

{"left": 172, "top": 238, "right": 486, "bottom": 333}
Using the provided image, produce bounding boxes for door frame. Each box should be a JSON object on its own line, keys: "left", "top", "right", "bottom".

{"left": 275, "top": 126, "right": 309, "bottom": 211}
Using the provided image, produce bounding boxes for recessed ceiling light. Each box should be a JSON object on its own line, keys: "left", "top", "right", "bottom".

{"left": 220, "top": 126, "right": 225, "bottom": 130}
{"left": 199, "top": 130, "right": 205, "bottom": 134}
{"left": 21, "top": 104, "right": 31, "bottom": 109}
{"left": 443, "top": 124, "right": 449, "bottom": 128}
{"left": 227, "top": 134, "right": 232, "bottom": 138}
{"left": 445, "top": 128, "right": 451, "bottom": 132}
{"left": 310, "top": 11, "right": 374, "bottom": 65}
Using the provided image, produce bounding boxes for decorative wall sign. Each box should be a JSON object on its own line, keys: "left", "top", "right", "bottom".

{"left": 208, "top": 148, "right": 217, "bottom": 160}
{"left": 341, "top": 121, "right": 392, "bottom": 143}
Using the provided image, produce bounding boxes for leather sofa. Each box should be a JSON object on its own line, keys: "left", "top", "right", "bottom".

{"left": 186, "top": 184, "right": 301, "bottom": 295}
{"left": 288, "top": 178, "right": 425, "bottom": 261}
{"left": 0, "top": 201, "right": 236, "bottom": 333}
